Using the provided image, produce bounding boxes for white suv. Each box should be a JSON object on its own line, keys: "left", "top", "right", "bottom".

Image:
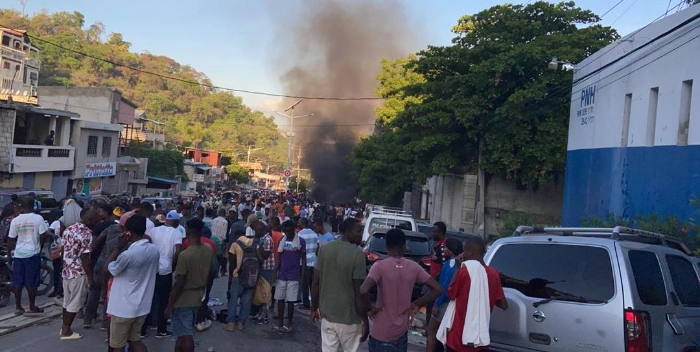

{"left": 361, "top": 206, "right": 416, "bottom": 244}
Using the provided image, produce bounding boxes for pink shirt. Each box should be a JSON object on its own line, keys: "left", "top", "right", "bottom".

{"left": 367, "top": 257, "right": 431, "bottom": 342}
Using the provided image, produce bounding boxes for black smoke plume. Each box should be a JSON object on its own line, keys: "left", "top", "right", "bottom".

{"left": 268, "top": 0, "right": 415, "bottom": 202}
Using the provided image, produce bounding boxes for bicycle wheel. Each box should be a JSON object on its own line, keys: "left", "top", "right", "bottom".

{"left": 36, "top": 263, "right": 53, "bottom": 296}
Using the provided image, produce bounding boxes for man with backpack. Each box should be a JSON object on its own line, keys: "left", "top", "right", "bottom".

{"left": 224, "top": 218, "right": 261, "bottom": 331}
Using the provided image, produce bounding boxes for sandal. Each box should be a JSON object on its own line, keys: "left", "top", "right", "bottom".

{"left": 59, "top": 332, "right": 83, "bottom": 340}
{"left": 25, "top": 307, "right": 45, "bottom": 315}
{"left": 14, "top": 308, "right": 25, "bottom": 316}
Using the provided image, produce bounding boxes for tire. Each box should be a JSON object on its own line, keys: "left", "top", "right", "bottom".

{"left": 36, "top": 263, "right": 53, "bottom": 296}
{"left": 0, "top": 265, "right": 11, "bottom": 307}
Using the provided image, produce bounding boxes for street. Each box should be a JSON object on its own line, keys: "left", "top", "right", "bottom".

{"left": 0, "top": 274, "right": 426, "bottom": 352}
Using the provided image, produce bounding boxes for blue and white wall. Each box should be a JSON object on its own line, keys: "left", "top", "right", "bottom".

{"left": 563, "top": 6, "right": 700, "bottom": 225}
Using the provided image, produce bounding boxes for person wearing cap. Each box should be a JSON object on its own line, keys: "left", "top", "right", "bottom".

{"left": 142, "top": 208, "right": 182, "bottom": 338}
{"left": 426, "top": 238, "right": 464, "bottom": 352}
{"left": 164, "top": 210, "right": 185, "bottom": 239}
{"left": 105, "top": 214, "right": 160, "bottom": 351}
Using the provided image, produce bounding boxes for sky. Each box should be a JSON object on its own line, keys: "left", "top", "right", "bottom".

{"left": 0, "top": 0, "right": 685, "bottom": 113}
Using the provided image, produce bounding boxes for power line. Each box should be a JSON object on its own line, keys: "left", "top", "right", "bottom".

{"left": 0, "top": 23, "right": 383, "bottom": 101}
{"left": 600, "top": 0, "right": 625, "bottom": 18}
{"left": 610, "top": 0, "right": 641, "bottom": 26}
{"left": 575, "top": 1, "right": 684, "bottom": 73}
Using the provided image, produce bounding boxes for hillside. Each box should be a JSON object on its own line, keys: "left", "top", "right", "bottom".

{"left": 0, "top": 9, "right": 287, "bottom": 168}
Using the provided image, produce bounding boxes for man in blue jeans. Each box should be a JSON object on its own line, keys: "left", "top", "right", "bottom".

{"left": 165, "top": 219, "right": 211, "bottom": 352}
{"left": 224, "top": 221, "right": 262, "bottom": 331}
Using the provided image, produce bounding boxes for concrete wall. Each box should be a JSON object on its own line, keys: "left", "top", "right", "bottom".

{"left": 73, "top": 122, "right": 121, "bottom": 180}
{"left": 0, "top": 108, "right": 15, "bottom": 172}
{"left": 39, "top": 87, "right": 115, "bottom": 124}
{"left": 425, "top": 174, "right": 563, "bottom": 236}
{"left": 563, "top": 6, "right": 700, "bottom": 225}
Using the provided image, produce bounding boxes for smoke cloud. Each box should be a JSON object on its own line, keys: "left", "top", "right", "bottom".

{"left": 267, "top": 0, "right": 416, "bottom": 202}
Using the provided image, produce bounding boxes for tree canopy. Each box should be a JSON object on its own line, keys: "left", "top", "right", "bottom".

{"left": 350, "top": 1, "right": 619, "bottom": 204}
{"left": 0, "top": 9, "right": 287, "bottom": 170}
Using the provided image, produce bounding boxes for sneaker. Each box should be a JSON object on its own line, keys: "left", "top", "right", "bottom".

{"left": 196, "top": 319, "right": 212, "bottom": 332}
{"left": 150, "top": 326, "right": 157, "bottom": 331}
{"left": 155, "top": 331, "right": 172, "bottom": 339}
{"left": 140, "top": 331, "right": 147, "bottom": 339}
{"left": 236, "top": 322, "right": 245, "bottom": 331}
{"left": 83, "top": 320, "right": 92, "bottom": 329}
{"left": 255, "top": 318, "right": 269, "bottom": 325}
{"left": 223, "top": 322, "right": 236, "bottom": 332}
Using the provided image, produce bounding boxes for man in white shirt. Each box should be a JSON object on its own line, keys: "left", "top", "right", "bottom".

{"left": 210, "top": 209, "right": 229, "bottom": 275}
{"left": 139, "top": 202, "right": 155, "bottom": 234}
{"left": 6, "top": 197, "right": 48, "bottom": 315}
{"left": 297, "top": 218, "right": 318, "bottom": 309}
{"left": 145, "top": 211, "right": 182, "bottom": 338}
{"left": 106, "top": 214, "right": 159, "bottom": 351}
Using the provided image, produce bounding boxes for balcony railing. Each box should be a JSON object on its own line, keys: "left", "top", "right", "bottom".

{"left": 10, "top": 144, "right": 75, "bottom": 173}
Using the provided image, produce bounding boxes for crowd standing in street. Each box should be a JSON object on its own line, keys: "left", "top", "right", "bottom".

{"left": 1, "top": 190, "right": 507, "bottom": 352}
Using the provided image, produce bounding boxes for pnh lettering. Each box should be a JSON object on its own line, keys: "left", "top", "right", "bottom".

{"left": 580, "top": 85, "right": 596, "bottom": 108}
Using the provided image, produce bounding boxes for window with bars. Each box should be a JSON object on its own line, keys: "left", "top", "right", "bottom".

{"left": 87, "top": 136, "right": 98, "bottom": 156}
{"left": 102, "top": 136, "right": 112, "bottom": 157}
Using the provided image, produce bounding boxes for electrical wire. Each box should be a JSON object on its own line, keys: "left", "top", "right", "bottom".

{"left": 610, "top": 0, "right": 641, "bottom": 26}
{"left": 0, "top": 22, "right": 383, "bottom": 101}
{"left": 600, "top": 0, "right": 625, "bottom": 18}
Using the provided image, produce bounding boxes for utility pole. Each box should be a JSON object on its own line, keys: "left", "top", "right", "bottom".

{"left": 247, "top": 145, "right": 263, "bottom": 163}
{"left": 274, "top": 101, "right": 313, "bottom": 190}
{"left": 296, "top": 146, "right": 302, "bottom": 193}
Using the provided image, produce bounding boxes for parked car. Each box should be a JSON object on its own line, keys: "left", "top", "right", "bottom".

{"left": 362, "top": 206, "right": 416, "bottom": 244}
{"left": 0, "top": 188, "right": 62, "bottom": 223}
{"left": 485, "top": 226, "right": 700, "bottom": 352}
{"left": 363, "top": 229, "right": 432, "bottom": 300}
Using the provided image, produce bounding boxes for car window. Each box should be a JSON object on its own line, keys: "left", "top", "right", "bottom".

{"left": 666, "top": 255, "right": 700, "bottom": 307}
{"left": 36, "top": 194, "right": 59, "bottom": 208}
{"left": 0, "top": 195, "right": 12, "bottom": 207}
{"left": 417, "top": 224, "right": 432, "bottom": 237}
{"left": 628, "top": 250, "right": 667, "bottom": 306}
{"left": 368, "top": 233, "right": 430, "bottom": 256}
{"left": 489, "top": 243, "right": 615, "bottom": 302}
{"left": 368, "top": 217, "right": 413, "bottom": 233}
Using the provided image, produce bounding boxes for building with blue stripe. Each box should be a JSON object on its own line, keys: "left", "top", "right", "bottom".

{"left": 563, "top": 6, "right": 700, "bottom": 225}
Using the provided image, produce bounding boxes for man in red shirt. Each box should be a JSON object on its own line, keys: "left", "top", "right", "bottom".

{"left": 446, "top": 236, "right": 507, "bottom": 352}
{"left": 426, "top": 221, "right": 447, "bottom": 327}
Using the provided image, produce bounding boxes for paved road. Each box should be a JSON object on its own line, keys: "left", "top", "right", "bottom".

{"left": 0, "top": 274, "right": 426, "bottom": 352}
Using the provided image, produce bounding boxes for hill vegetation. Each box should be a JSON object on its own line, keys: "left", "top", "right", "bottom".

{"left": 0, "top": 9, "right": 287, "bottom": 169}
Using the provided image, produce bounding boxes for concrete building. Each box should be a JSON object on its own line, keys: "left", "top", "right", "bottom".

{"left": 38, "top": 87, "right": 137, "bottom": 126}
{"left": 0, "top": 28, "right": 40, "bottom": 105}
{"left": 102, "top": 156, "right": 149, "bottom": 196}
{"left": 120, "top": 109, "right": 165, "bottom": 151}
{"left": 0, "top": 103, "right": 79, "bottom": 197}
{"left": 38, "top": 87, "right": 134, "bottom": 197}
{"left": 185, "top": 147, "right": 221, "bottom": 167}
{"left": 562, "top": 7, "right": 700, "bottom": 224}
{"left": 183, "top": 160, "right": 213, "bottom": 193}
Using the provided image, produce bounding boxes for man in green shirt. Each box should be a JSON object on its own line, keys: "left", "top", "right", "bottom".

{"left": 311, "top": 218, "right": 369, "bottom": 352}
{"left": 165, "top": 218, "right": 212, "bottom": 352}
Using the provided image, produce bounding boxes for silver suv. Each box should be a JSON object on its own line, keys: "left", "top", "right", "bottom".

{"left": 485, "top": 226, "right": 700, "bottom": 352}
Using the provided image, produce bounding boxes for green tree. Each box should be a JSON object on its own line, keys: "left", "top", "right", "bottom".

{"left": 225, "top": 161, "right": 250, "bottom": 184}
{"left": 287, "top": 176, "right": 308, "bottom": 193}
{"left": 0, "top": 9, "right": 285, "bottom": 163}
{"left": 127, "top": 142, "right": 185, "bottom": 180}
{"left": 375, "top": 55, "right": 425, "bottom": 126}
{"left": 352, "top": 2, "right": 619, "bottom": 198}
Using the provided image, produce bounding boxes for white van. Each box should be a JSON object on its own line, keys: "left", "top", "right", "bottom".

{"left": 361, "top": 206, "right": 417, "bottom": 244}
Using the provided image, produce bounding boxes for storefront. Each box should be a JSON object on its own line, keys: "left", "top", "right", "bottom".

{"left": 77, "top": 162, "right": 116, "bottom": 196}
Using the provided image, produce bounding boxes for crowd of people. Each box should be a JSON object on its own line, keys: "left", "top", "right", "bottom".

{"left": 2, "top": 190, "right": 510, "bottom": 352}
